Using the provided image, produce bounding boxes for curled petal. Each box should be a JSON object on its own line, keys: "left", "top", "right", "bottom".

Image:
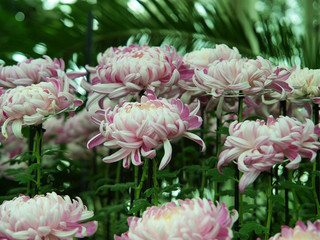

{"left": 159, "top": 139, "right": 172, "bottom": 170}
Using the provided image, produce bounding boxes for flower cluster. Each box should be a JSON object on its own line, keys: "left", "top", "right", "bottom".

{"left": 218, "top": 116, "right": 320, "bottom": 192}
{"left": 0, "top": 55, "right": 84, "bottom": 88}
{"left": 88, "top": 89, "right": 205, "bottom": 169}
{"left": 0, "top": 192, "right": 97, "bottom": 240}
{"left": 0, "top": 71, "right": 83, "bottom": 139}
{"left": 115, "top": 198, "right": 238, "bottom": 240}
{"left": 269, "top": 220, "right": 320, "bottom": 240}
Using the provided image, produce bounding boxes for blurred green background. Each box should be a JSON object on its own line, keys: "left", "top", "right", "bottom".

{"left": 0, "top": 0, "right": 319, "bottom": 68}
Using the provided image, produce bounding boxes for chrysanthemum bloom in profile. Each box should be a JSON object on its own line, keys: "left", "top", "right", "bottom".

{"left": 0, "top": 70, "right": 83, "bottom": 139}
{"left": 218, "top": 116, "right": 320, "bottom": 193}
{"left": 0, "top": 55, "right": 85, "bottom": 88}
{"left": 178, "top": 44, "right": 242, "bottom": 105}
{"left": 0, "top": 192, "right": 97, "bottom": 240}
{"left": 88, "top": 89, "right": 205, "bottom": 169}
{"left": 182, "top": 44, "right": 241, "bottom": 70}
{"left": 269, "top": 220, "right": 320, "bottom": 240}
{"left": 115, "top": 198, "right": 238, "bottom": 240}
{"left": 84, "top": 44, "right": 184, "bottom": 103}
{"left": 192, "top": 57, "right": 292, "bottom": 100}
{"left": 286, "top": 67, "right": 320, "bottom": 103}
{"left": 267, "top": 116, "right": 320, "bottom": 169}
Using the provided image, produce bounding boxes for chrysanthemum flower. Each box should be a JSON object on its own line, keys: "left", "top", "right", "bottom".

{"left": 192, "top": 57, "right": 292, "bottom": 99}
{"left": 267, "top": 116, "right": 320, "bottom": 169}
{"left": 269, "top": 220, "right": 320, "bottom": 240}
{"left": 87, "top": 89, "right": 205, "bottom": 169}
{"left": 115, "top": 198, "right": 238, "bottom": 240}
{"left": 0, "top": 71, "right": 83, "bottom": 139}
{"left": 0, "top": 192, "right": 97, "bottom": 240}
{"left": 218, "top": 116, "right": 320, "bottom": 192}
{"left": 84, "top": 44, "right": 184, "bottom": 102}
{"left": 286, "top": 67, "right": 320, "bottom": 103}
{"left": 182, "top": 44, "right": 241, "bottom": 70}
{"left": 178, "top": 45, "right": 242, "bottom": 104}
{"left": 0, "top": 56, "right": 85, "bottom": 88}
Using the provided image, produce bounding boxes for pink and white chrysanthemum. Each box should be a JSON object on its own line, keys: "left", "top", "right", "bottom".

{"left": 115, "top": 198, "right": 238, "bottom": 240}
{"left": 182, "top": 44, "right": 241, "bottom": 70}
{"left": 218, "top": 116, "right": 320, "bottom": 193}
{"left": 286, "top": 67, "right": 320, "bottom": 103}
{"left": 0, "top": 55, "right": 85, "bottom": 88}
{"left": 84, "top": 44, "right": 184, "bottom": 103}
{"left": 269, "top": 220, "right": 320, "bottom": 240}
{"left": 0, "top": 192, "right": 98, "bottom": 240}
{"left": 267, "top": 116, "right": 320, "bottom": 169}
{"left": 0, "top": 71, "right": 83, "bottom": 139}
{"left": 192, "top": 57, "right": 292, "bottom": 100}
{"left": 87, "top": 89, "right": 205, "bottom": 169}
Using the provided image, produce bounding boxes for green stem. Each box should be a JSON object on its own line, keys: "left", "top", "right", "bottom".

{"left": 110, "top": 161, "right": 122, "bottom": 235}
{"left": 265, "top": 173, "right": 273, "bottom": 240}
{"left": 27, "top": 126, "right": 37, "bottom": 195}
{"left": 234, "top": 95, "right": 244, "bottom": 234}
{"left": 214, "top": 117, "right": 222, "bottom": 202}
{"left": 115, "top": 161, "right": 121, "bottom": 203}
{"left": 313, "top": 103, "right": 320, "bottom": 216}
{"left": 312, "top": 161, "right": 320, "bottom": 217}
{"left": 135, "top": 160, "right": 148, "bottom": 201}
{"left": 153, "top": 158, "right": 159, "bottom": 206}
{"left": 200, "top": 167, "right": 206, "bottom": 198}
{"left": 33, "top": 125, "right": 44, "bottom": 195}
{"left": 289, "top": 170, "right": 300, "bottom": 220}
{"left": 239, "top": 173, "right": 244, "bottom": 226}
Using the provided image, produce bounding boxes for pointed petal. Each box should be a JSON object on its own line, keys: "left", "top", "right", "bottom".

{"left": 183, "top": 132, "right": 206, "bottom": 152}
{"left": 87, "top": 133, "right": 106, "bottom": 149}
{"left": 11, "top": 119, "right": 23, "bottom": 139}
{"left": 102, "top": 148, "right": 131, "bottom": 163}
{"left": 159, "top": 139, "right": 172, "bottom": 170}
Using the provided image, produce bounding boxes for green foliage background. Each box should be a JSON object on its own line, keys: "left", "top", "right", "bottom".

{"left": 1, "top": 0, "right": 320, "bottom": 239}
{"left": 1, "top": 0, "right": 319, "bottom": 68}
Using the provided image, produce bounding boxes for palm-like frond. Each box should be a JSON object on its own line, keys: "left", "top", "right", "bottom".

{"left": 0, "top": 0, "right": 319, "bottom": 68}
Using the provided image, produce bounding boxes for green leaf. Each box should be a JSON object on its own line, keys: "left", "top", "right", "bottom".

{"left": 90, "top": 204, "right": 126, "bottom": 221}
{"left": 216, "top": 126, "right": 229, "bottom": 135}
{"left": 278, "top": 180, "right": 311, "bottom": 191}
{"left": 207, "top": 167, "right": 236, "bottom": 182}
{"left": 239, "top": 221, "right": 268, "bottom": 235}
{"left": 28, "top": 163, "right": 41, "bottom": 173}
{"left": 41, "top": 149, "right": 66, "bottom": 156}
{"left": 144, "top": 188, "right": 154, "bottom": 197}
{"left": 13, "top": 174, "right": 36, "bottom": 184}
{"left": 270, "top": 195, "right": 285, "bottom": 207}
{"left": 161, "top": 183, "right": 181, "bottom": 193}
{"left": 96, "top": 182, "right": 135, "bottom": 193}
{"left": 243, "top": 189, "right": 257, "bottom": 199}
{"left": 4, "top": 168, "right": 27, "bottom": 176}
{"left": 128, "top": 199, "right": 152, "bottom": 214}
{"left": 184, "top": 165, "right": 209, "bottom": 172}
{"left": 157, "top": 169, "right": 181, "bottom": 179}
{"left": 312, "top": 171, "right": 320, "bottom": 177}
